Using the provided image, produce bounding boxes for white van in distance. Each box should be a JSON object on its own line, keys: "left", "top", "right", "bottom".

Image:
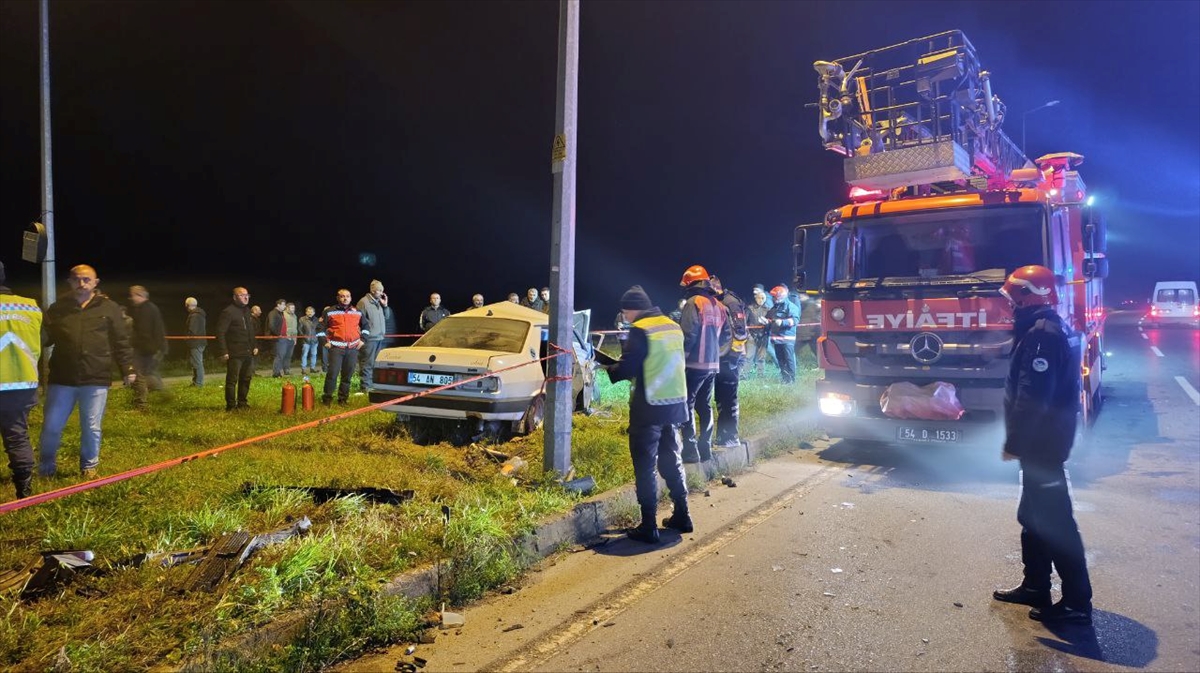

{"left": 1145, "top": 281, "right": 1199, "bottom": 328}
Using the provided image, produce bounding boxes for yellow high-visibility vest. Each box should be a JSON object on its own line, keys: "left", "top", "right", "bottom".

{"left": 633, "top": 314, "right": 686, "bottom": 406}
{"left": 0, "top": 292, "right": 42, "bottom": 391}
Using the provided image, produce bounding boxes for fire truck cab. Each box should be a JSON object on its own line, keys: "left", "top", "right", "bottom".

{"left": 795, "top": 31, "right": 1107, "bottom": 447}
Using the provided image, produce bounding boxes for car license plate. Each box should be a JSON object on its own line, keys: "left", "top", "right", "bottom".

{"left": 408, "top": 372, "right": 455, "bottom": 386}
{"left": 896, "top": 426, "right": 960, "bottom": 443}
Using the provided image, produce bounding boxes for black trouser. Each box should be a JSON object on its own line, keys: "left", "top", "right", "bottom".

{"left": 324, "top": 346, "right": 357, "bottom": 403}
{"left": 681, "top": 368, "right": 716, "bottom": 462}
{"left": 132, "top": 351, "right": 163, "bottom": 406}
{"left": 0, "top": 388, "right": 37, "bottom": 476}
{"left": 224, "top": 355, "right": 254, "bottom": 409}
{"left": 628, "top": 423, "right": 689, "bottom": 510}
{"left": 773, "top": 340, "right": 796, "bottom": 384}
{"left": 714, "top": 355, "right": 741, "bottom": 445}
{"left": 1017, "top": 462, "right": 1093, "bottom": 609}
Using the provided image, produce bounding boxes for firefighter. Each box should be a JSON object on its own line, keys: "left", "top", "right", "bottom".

{"left": 678, "top": 265, "right": 731, "bottom": 467}
{"left": 602, "top": 285, "right": 691, "bottom": 544}
{"left": 0, "top": 262, "right": 41, "bottom": 500}
{"left": 767, "top": 286, "right": 798, "bottom": 384}
{"left": 992, "top": 265, "right": 1093, "bottom": 625}
{"left": 709, "top": 275, "right": 747, "bottom": 448}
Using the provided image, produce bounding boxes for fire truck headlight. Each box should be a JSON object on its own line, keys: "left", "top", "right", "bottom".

{"left": 830, "top": 307, "right": 846, "bottom": 322}
{"left": 818, "top": 393, "right": 854, "bottom": 417}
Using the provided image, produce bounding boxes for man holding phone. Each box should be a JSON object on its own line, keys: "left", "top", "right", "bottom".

{"left": 356, "top": 280, "right": 389, "bottom": 393}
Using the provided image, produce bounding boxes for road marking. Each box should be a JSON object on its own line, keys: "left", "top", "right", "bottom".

{"left": 489, "top": 465, "right": 840, "bottom": 672}
{"left": 1151, "top": 346, "right": 1164, "bottom": 357}
{"left": 1176, "top": 377, "right": 1200, "bottom": 406}
{"left": 1141, "top": 333, "right": 1149, "bottom": 340}
{"left": 1138, "top": 326, "right": 1143, "bottom": 332}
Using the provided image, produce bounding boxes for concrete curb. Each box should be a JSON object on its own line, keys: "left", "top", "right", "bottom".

{"left": 181, "top": 426, "right": 803, "bottom": 669}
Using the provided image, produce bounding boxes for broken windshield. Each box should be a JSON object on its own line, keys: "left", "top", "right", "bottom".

{"left": 415, "top": 317, "right": 530, "bottom": 353}
{"left": 825, "top": 204, "right": 1044, "bottom": 285}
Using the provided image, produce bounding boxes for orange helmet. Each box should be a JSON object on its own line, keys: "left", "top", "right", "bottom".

{"left": 770, "top": 285, "right": 788, "bottom": 300}
{"left": 680, "top": 264, "right": 710, "bottom": 287}
{"left": 1000, "top": 265, "right": 1058, "bottom": 309}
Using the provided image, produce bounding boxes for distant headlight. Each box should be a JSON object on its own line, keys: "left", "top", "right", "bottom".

{"left": 830, "top": 307, "right": 846, "bottom": 322}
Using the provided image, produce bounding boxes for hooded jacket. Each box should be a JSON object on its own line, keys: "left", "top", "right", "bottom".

{"left": 679, "top": 282, "right": 731, "bottom": 370}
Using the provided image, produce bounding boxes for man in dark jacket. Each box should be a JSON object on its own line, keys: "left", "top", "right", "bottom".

{"left": 678, "top": 265, "right": 731, "bottom": 467}
{"left": 603, "top": 285, "right": 691, "bottom": 544}
{"left": 419, "top": 292, "right": 451, "bottom": 332}
{"left": 128, "top": 285, "right": 167, "bottom": 409}
{"left": 184, "top": 297, "right": 206, "bottom": 386}
{"left": 216, "top": 287, "right": 259, "bottom": 411}
{"left": 767, "top": 286, "right": 798, "bottom": 384}
{"left": 38, "top": 264, "right": 136, "bottom": 478}
{"left": 357, "top": 280, "right": 388, "bottom": 390}
{"left": 992, "top": 265, "right": 1092, "bottom": 625}
{"left": 709, "top": 275, "right": 748, "bottom": 448}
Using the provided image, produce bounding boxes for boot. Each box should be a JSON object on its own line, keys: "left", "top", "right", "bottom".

{"left": 662, "top": 498, "right": 693, "bottom": 533}
{"left": 12, "top": 471, "right": 33, "bottom": 500}
{"left": 626, "top": 505, "right": 660, "bottom": 544}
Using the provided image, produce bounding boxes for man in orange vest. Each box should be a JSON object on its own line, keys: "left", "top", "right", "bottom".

{"left": 320, "top": 288, "right": 365, "bottom": 405}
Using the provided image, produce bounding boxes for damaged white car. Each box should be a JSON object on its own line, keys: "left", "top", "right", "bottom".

{"left": 369, "top": 302, "right": 597, "bottom": 443}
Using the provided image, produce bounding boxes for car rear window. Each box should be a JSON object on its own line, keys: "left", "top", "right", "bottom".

{"left": 415, "top": 317, "right": 530, "bottom": 353}
{"left": 1157, "top": 289, "right": 1196, "bottom": 304}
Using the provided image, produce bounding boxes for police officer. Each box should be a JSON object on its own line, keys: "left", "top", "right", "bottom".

{"left": 767, "top": 286, "right": 798, "bottom": 384}
{"left": 709, "top": 275, "right": 748, "bottom": 448}
{"left": 0, "top": 262, "right": 41, "bottom": 500}
{"left": 992, "top": 265, "right": 1093, "bottom": 625}
{"left": 678, "top": 265, "right": 731, "bottom": 468}
{"left": 603, "top": 285, "right": 691, "bottom": 544}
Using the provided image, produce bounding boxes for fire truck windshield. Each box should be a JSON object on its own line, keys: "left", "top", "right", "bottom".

{"left": 824, "top": 204, "right": 1044, "bottom": 286}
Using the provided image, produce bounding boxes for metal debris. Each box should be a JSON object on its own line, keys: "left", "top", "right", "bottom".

{"left": 242, "top": 482, "right": 414, "bottom": 505}
{"left": 178, "top": 517, "right": 312, "bottom": 593}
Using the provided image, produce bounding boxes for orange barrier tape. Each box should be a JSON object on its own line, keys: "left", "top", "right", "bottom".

{"left": 0, "top": 346, "right": 573, "bottom": 515}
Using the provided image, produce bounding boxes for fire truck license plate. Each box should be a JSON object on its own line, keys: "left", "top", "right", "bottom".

{"left": 896, "top": 426, "right": 960, "bottom": 443}
{"left": 408, "top": 372, "right": 455, "bottom": 386}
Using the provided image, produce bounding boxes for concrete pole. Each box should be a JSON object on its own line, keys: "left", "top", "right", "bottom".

{"left": 39, "top": 0, "right": 57, "bottom": 307}
{"left": 543, "top": 0, "right": 579, "bottom": 478}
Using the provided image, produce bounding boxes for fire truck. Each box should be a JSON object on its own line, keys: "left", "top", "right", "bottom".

{"left": 794, "top": 31, "right": 1107, "bottom": 446}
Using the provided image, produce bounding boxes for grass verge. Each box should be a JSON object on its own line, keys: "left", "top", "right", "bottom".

{"left": 0, "top": 362, "right": 819, "bottom": 670}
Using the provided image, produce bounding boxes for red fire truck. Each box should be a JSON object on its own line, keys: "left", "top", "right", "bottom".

{"left": 794, "top": 31, "right": 1107, "bottom": 446}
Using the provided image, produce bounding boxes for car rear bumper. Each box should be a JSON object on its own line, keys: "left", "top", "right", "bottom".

{"left": 368, "top": 390, "right": 531, "bottom": 421}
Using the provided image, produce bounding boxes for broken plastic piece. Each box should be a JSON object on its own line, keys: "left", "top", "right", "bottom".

{"left": 178, "top": 517, "right": 312, "bottom": 593}
{"left": 440, "top": 611, "right": 465, "bottom": 630}
{"left": 562, "top": 476, "right": 596, "bottom": 494}
{"left": 500, "top": 457, "right": 527, "bottom": 477}
{"left": 242, "top": 483, "right": 414, "bottom": 506}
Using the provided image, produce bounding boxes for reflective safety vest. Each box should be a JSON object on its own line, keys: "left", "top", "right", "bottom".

{"left": 0, "top": 292, "right": 42, "bottom": 391}
{"left": 633, "top": 314, "right": 686, "bottom": 406}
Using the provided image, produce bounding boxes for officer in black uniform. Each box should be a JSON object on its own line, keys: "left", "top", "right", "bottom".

{"left": 992, "top": 265, "right": 1093, "bottom": 625}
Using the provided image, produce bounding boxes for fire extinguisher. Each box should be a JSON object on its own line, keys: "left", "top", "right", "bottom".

{"left": 301, "top": 377, "right": 315, "bottom": 411}
{"left": 281, "top": 380, "right": 296, "bottom": 415}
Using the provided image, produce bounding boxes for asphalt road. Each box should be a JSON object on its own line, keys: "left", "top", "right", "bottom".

{"left": 346, "top": 311, "right": 1199, "bottom": 672}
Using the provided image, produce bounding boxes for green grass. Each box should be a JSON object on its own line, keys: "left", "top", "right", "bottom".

{"left": 0, "top": 362, "right": 821, "bottom": 670}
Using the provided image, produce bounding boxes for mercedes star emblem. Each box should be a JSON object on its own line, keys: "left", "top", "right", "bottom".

{"left": 909, "top": 332, "right": 944, "bottom": 364}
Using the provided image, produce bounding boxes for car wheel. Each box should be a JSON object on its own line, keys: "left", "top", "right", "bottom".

{"left": 519, "top": 394, "right": 545, "bottom": 435}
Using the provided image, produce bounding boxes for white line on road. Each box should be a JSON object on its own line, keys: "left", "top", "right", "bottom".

{"left": 1151, "top": 346, "right": 1165, "bottom": 357}
{"left": 1141, "top": 333, "right": 1149, "bottom": 340}
{"left": 1138, "top": 326, "right": 1143, "bottom": 332}
{"left": 1176, "top": 377, "right": 1200, "bottom": 406}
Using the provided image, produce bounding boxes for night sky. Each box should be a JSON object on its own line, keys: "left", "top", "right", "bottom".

{"left": 2, "top": 0, "right": 1198, "bottom": 332}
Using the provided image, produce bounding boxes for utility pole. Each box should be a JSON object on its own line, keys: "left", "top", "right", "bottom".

{"left": 544, "top": 0, "right": 579, "bottom": 478}
{"left": 39, "top": 0, "right": 57, "bottom": 307}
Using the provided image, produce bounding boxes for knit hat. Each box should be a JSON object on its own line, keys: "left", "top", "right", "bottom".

{"left": 752, "top": 283, "right": 765, "bottom": 292}
{"left": 620, "top": 285, "right": 652, "bottom": 311}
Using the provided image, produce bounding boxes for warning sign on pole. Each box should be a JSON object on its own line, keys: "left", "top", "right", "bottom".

{"left": 551, "top": 133, "right": 567, "bottom": 162}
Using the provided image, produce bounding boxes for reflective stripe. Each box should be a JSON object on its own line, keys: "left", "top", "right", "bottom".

{"left": 0, "top": 381, "right": 38, "bottom": 391}
{"left": 328, "top": 340, "right": 362, "bottom": 348}
{"left": 0, "top": 293, "right": 42, "bottom": 389}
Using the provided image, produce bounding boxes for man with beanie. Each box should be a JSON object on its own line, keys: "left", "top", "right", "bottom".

{"left": 603, "top": 285, "right": 692, "bottom": 544}
{"left": 128, "top": 285, "right": 167, "bottom": 409}
{"left": 0, "top": 262, "right": 42, "bottom": 499}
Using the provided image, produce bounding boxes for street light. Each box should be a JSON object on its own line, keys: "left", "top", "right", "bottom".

{"left": 1021, "top": 100, "right": 1060, "bottom": 159}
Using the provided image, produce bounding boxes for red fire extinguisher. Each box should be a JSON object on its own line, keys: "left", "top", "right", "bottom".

{"left": 281, "top": 380, "right": 296, "bottom": 415}
{"left": 301, "top": 377, "right": 315, "bottom": 411}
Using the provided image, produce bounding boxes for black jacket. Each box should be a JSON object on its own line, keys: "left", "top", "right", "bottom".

{"left": 185, "top": 307, "right": 207, "bottom": 349}
{"left": 419, "top": 305, "right": 451, "bottom": 332}
{"left": 717, "top": 289, "right": 748, "bottom": 360}
{"left": 607, "top": 308, "right": 688, "bottom": 427}
{"left": 43, "top": 293, "right": 135, "bottom": 386}
{"left": 1003, "top": 307, "right": 1081, "bottom": 464}
{"left": 216, "top": 302, "right": 257, "bottom": 358}
{"left": 129, "top": 300, "right": 167, "bottom": 356}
